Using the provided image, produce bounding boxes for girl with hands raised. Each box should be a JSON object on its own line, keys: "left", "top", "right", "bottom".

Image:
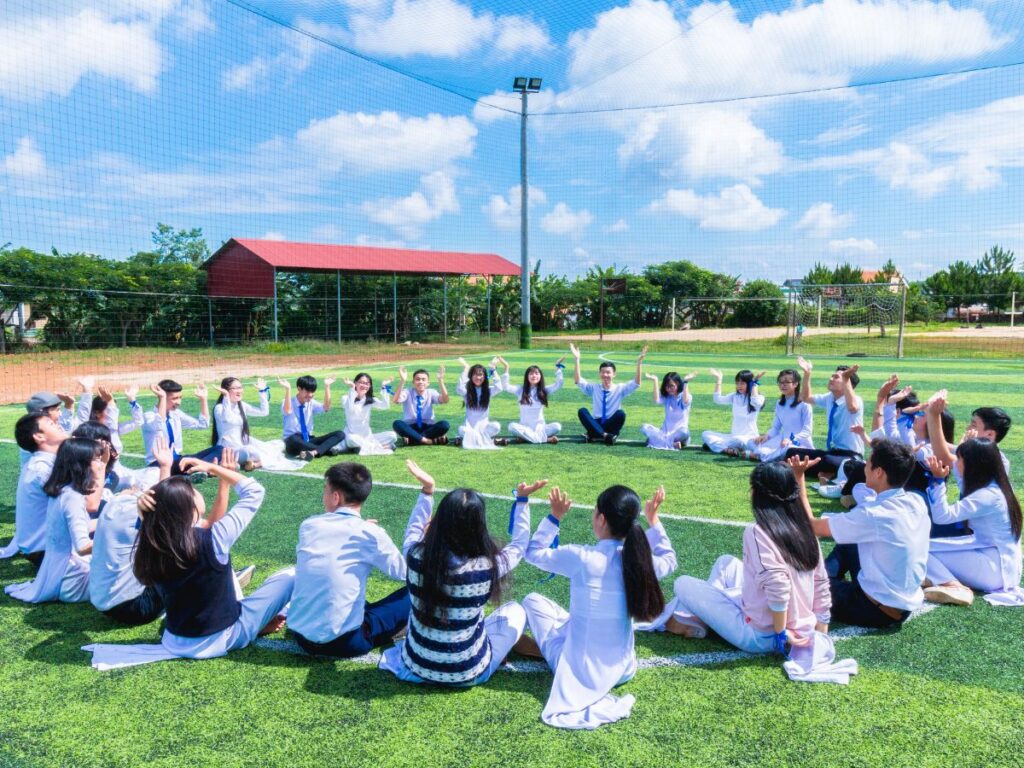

{"left": 211, "top": 376, "right": 301, "bottom": 472}
{"left": 641, "top": 372, "right": 696, "bottom": 451}
{"left": 517, "top": 483, "right": 676, "bottom": 729}
{"left": 701, "top": 368, "right": 765, "bottom": 455}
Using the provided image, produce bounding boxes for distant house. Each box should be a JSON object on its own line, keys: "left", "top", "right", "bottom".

{"left": 862, "top": 269, "right": 904, "bottom": 292}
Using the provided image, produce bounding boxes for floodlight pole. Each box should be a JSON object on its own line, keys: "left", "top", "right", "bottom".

{"left": 519, "top": 89, "right": 531, "bottom": 349}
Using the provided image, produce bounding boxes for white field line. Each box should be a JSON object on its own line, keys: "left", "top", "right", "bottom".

{"left": 254, "top": 604, "right": 942, "bottom": 672}
{"left": 0, "top": 440, "right": 748, "bottom": 528}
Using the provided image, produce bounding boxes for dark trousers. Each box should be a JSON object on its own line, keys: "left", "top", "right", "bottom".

{"left": 149, "top": 445, "right": 224, "bottom": 475}
{"left": 841, "top": 461, "right": 966, "bottom": 538}
{"left": 826, "top": 543, "right": 909, "bottom": 628}
{"left": 102, "top": 586, "right": 165, "bottom": 626}
{"left": 392, "top": 420, "right": 450, "bottom": 444}
{"left": 284, "top": 431, "right": 346, "bottom": 457}
{"left": 578, "top": 408, "right": 626, "bottom": 439}
{"left": 784, "top": 446, "right": 861, "bottom": 474}
{"left": 295, "top": 586, "right": 411, "bottom": 658}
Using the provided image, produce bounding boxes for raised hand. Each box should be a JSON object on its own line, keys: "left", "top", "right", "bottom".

{"left": 753, "top": 370, "right": 767, "bottom": 382}
{"left": 405, "top": 459, "right": 435, "bottom": 495}
{"left": 961, "top": 427, "right": 979, "bottom": 443}
{"left": 194, "top": 383, "right": 208, "bottom": 400}
{"left": 644, "top": 485, "right": 666, "bottom": 526}
{"left": 219, "top": 447, "right": 239, "bottom": 472}
{"left": 98, "top": 386, "right": 114, "bottom": 402}
{"left": 179, "top": 457, "right": 215, "bottom": 475}
{"left": 850, "top": 424, "right": 868, "bottom": 441}
{"left": 926, "top": 454, "right": 950, "bottom": 479}
{"left": 216, "top": 384, "right": 230, "bottom": 398}
{"left": 457, "top": 357, "right": 469, "bottom": 369}
{"left": 708, "top": 368, "right": 723, "bottom": 380}
{"left": 343, "top": 378, "right": 355, "bottom": 388}
{"left": 638, "top": 345, "right": 649, "bottom": 359}
{"left": 569, "top": 343, "right": 581, "bottom": 359}
{"left": 840, "top": 364, "right": 860, "bottom": 380}
{"left": 796, "top": 356, "right": 812, "bottom": 374}
{"left": 255, "top": 378, "right": 267, "bottom": 391}
{"left": 547, "top": 487, "right": 572, "bottom": 520}
{"left": 877, "top": 374, "right": 899, "bottom": 402}
{"left": 398, "top": 366, "right": 408, "bottom": 382}
{"left": 437, "top": 365, "right": 445, "bottom": 379}
{"left": 323, "top": 377, "right": 336, "bottom": 387}
{"left": 277, "top": 378, "right": 291, "bottom": 390}
{"left": 77, "top": 375, "right": 95, "bottom": 392}
{"left": 683, "top": 372, "right": 698, "bottom": 382}
{"left": 381, "top": 379, "right": 393, "bottom": 389}
{"left": 555, "top": 354, "right": 567, "bottom": 366}
{"left": 125, "top": 384, "right": 139, "bottom": 401}
{"left": 151, "top": 383, "right": 166, "bottom": 399}
{"left": 152, "top": 435, "right": 173, "bottom": 469}
{"left": 516, "top": 479, "right": 549, "bottom": 497}
{"left": 645, "top": 373, "right": 659, "bottom": 382}
{"left": 137, "top": 489, "right": 157, "bottom": 516}
{"left": 888, "top": 385, "right": 913, "bottom": 405}
{"left": 786, "top": 454, "right": 821, "bottom": 480}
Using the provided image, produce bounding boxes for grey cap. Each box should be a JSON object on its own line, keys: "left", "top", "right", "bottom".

{"left": 26, "top": 391, "right": 62, "bottom": 412}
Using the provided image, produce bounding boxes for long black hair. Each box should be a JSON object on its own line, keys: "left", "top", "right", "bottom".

{"left": 409, "top": 488, "right": 506, "bottom": 624}
{"left": 596, "top": 485, "right": 665, "bottom": 622}
{"left": 72, "top": 420, "right": 117, "bottom": 476}
{"left": 749, "top": 462, "right": 821, "bottom": 571}
{"left": 520, "top": 366, "right": 549, "bottom": 407}
{"left": 353, "top": 372, "right": 376, "bottom": 405}
{"left": 211, "top": 376, "right": 250, "bottom": 446}
{"left": 89, "top": 396, "right": 109, "bottom": 423}
{"left": 133, "top": 476, "right": 202, "bottom": 586}
{"left": 736, "top": 369, "right": 758, "bottom": 413}
{"left": 958, "top": 438, "right": 1022, "bottom": 540}
{"left": 660, "top": 372, "right": 686, "bottom": 401}
{"left": 43, "top": 438, "right": 105, "bottom": 498}
{"left": 464, "top": 364, "right": 491, "bottom": 410}
{"left": 777, "top": 368, "right": 801, "bottom": 408}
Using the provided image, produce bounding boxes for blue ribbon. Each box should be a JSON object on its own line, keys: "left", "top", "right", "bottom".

{"left": 773, "top": 630, "right": 791, "bottom": 659}
{"left": 382, "top": 384, "right": 394, "bottom": 395}
{"left": 555, "top": 362, "right": 566, "bottom": 369}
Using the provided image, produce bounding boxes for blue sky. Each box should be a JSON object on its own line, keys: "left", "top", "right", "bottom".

{"left": 3, "top": 0, "right": 1024, "bottom": 283}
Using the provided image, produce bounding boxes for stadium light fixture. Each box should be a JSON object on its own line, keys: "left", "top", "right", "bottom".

{"left": 512, "top": 75, "right": 543, "bottom": 348}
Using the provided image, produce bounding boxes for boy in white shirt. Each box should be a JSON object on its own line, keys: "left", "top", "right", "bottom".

{"left": 790, "top": 439, "right": 929, "bottom": 628}
{"left": 1, "top": 411, "right": 68, "bottom": 566}
{"left": 785, "top": 358, "right": 864, "bottom": 478}
{"left": 141, "top": 379, "right": 221, "bottom": 473}
{"left": 391, "top": 367, "right": 451, "bottom": 446}
{"left": 280, "top": 375, "right": 346, "bottom": 460}
{"left": 288, "top": 462, "right": 410, "bottom": 657}
{"left": 570, "top": 343, "right": 646, "bottom": 445}
{"left": 19, "top": 391, "right": 77, "bottom": 467}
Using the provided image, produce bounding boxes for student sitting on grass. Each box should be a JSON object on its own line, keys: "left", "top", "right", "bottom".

{"left": 571, "top": 343, "right": 647, "bottom": 445}
{"left": 500, "top": 356, "right": 566, "bottom": 445}
{"left": 517, "top": 483, "right": 676, "bottom": 730}
{"left": 640, "top": 371, "right": 696, "bottom": 451}
{"left": 922, "top": 442, "right": 1023, "bottom": 607}
{"left": 665, "top": 462, "right": 830, "bottom": 658}
{"left": 453, "top": 358, "right": 507, "bottom": 449}
{"left": 6, "top": 437, "right": 108, "bottom": 604}
{"left": 1, "top": 411, "right": 67, "bottom": 565}
{"left": 289, "top": 462, "right": 410, "bottom": 658}
{"left": 391, "top": 366, "right": 451, "bottom": 446}
{"left": 789, "top": 439, "right": 929, "bottom": 629}
{"left": 745, "top": 369, "right": 813, "bottom": 462}
{"left": 142, "top": 379, "right": 222, "bottom": 473}
{"left": 76, "top": 376, "right": 143, "bottom": 456}
{"left": 280, "top": 375, "right": 346, "bottom": 460}
{"left": 213, "top": 376, "right": 302, "bottom": 471}
{"left": 339, "top": 373, "right": 399, "bottom": 454}
{"left": 784, "top": 358, "right": 864, "bottom": 477}
{"left": 701, "top": 368, "right": 765, "bottom": 455}
{"left": 379, "top": 462, "right": 545, "bottom": 686}
{"left": 19, "top": 391, "right": 77, "bottom": 466}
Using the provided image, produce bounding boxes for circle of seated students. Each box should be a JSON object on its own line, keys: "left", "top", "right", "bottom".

{"left": 2, "top": 355, "right": 1021, "bottom": 730}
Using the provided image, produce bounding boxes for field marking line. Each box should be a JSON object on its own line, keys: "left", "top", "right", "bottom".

{"left": 254, "top": 603, "right": 941, "bottom": 672}
{"left": 0, "top": 440, "right": 750, "bottom": 529}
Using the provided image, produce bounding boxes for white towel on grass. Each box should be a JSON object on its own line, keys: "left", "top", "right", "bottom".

{"left": 782, "top": 632, "right": 858, "bottom": 685}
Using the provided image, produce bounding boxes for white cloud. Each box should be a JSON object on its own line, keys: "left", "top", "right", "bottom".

{"left": 494, "top": 16, "right": 551, "bottom": 55}
{"left": 805, "top": 123, "right": 870, "bottom": 146}
{"left": 829, "top": 237, "right": 879, "bottom": 255}
{"left": 312, "top": 223, "right": 344, "bottom": 242}
{"left": 550, "top": 0, "right": 1007, "bottom": 184}
{"left": 472, "top": 88, "right": 557, "bottom": 124}
{"left": 296, "top": 111, "right": 477, "bottom": 174}
{"left": 0, "top": 8, "right": 163, "bottom": 100}
{"left": 3, "top": 137, "right": 46, "bottom": 178}
{"left": 541, "top": 202, "right": 593, "bottom": 237}
{"left": 362, "top": 171, "right": 459, "bottom": 239}
{"left": 223, "top": 19, "right": 321, "bottom": 91}
{"left": 261, "top": 231, "right": 287, "bottom": 241}
{"left": 606, "top": 219, "right": 629, "bottom": 233}
{"left": 794, "top": 202, "right": 853, "bottom": 238}
{"left": 650, "top": 184, "right": 784, "bottom": 231}
{"left": 482, "top": 185, "right": 547, "bottom": 230}
{"left": 356, "top": 234, "right": 407, "bottom": 248}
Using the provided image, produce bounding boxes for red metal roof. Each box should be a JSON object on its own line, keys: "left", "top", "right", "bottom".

{"left": 206, "top": 238, "right": 520, "bottom": 277}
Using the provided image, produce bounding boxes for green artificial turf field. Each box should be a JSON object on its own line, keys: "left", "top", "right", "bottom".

{"left": 2, "top": 348, "right": 1022, "bottom": 767}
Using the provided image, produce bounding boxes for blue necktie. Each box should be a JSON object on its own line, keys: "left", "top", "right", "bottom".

{"left": 826, "top": 400, "right": 839, "bottom": 450}
{"left": 601, "top": 389, "right": 608, "bottom": 422}
{"left": 298, "top": 403, "right": 310, "bottom": 442}
{"left": 415, "top": 394, "right": 424, "bottom": 429}
{"left": 165, "top": 415, "right": 179, "bottom": 459}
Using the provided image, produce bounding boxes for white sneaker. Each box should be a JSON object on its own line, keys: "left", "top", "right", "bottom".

{"left": 924, "top": 585, "right": 974, "bottom": 606}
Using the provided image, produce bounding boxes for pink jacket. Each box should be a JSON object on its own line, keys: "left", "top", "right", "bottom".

{"left": 741, "top": 523, "right": 831, "bottom": 634}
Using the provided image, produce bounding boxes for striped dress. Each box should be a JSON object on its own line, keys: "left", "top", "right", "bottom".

{"left": 401, "top": 553, "right": 497, "bottom": 684}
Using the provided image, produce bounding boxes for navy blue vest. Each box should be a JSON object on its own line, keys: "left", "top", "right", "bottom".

{"left": 156, "top": 527, "right": 241, "bottom": 638}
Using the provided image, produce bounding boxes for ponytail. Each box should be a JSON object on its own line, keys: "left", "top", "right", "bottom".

{"left": 596, "top": 485, "right": 666, "bottom": 622}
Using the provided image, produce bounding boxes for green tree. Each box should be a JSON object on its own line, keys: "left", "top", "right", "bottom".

{"left": 151, "top": 223, "right": 210, "bottom": 266}
{"left": 976, "top": 245, "right": 1019, "bottom": 313}
{"left": 732, "top": 280, "right": 785, "bottom": 327}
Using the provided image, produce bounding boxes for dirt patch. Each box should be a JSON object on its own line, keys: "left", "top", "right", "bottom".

{"left": 0, "top": 343, "right": 494, "bottom": 405}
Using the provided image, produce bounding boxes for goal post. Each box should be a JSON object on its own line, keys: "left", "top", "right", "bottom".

{"left": 786, "top": 282, "right": 908, "bottom": 358}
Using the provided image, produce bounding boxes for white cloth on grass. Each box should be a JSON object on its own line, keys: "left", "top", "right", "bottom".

{"left": 783, "top": 631, "right": 858, "bottom": 685}
{"left": 702, "top": 389, "right": 765, "bottom": 453}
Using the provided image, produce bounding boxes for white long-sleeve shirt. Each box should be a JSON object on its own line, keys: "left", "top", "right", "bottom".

{"left": 10, "top": 451, "right": 57, "bottom": 555}
{"left": 578, "top": 378, "right": 639, "bottom": 420}
{"left": 525, "top": 517, "right": 676, "bottom": 729}
{"left": 342, "top": 388, "right": 391, "bottom": 438}
{"left": 764, "top": 397, "right": 814, "bottom": 448}
{"left": 457, "top": 372, "right": 503, "bottom": 427}
{"left": 503, "top": 368, "right": 563, "bottom": 429}
{"left": 90, "top": 492, "right": 147, "bottom": 611}
{"left": 288, "top": 503, "right": 407, "bottom": 644}
{"left": 214, "top": 392, "right": 269, "bottom": 448}
{"left": 142, "top": 407, "right": 209, "bottom": 462}
{"left": 77, "top": 393, "right": 143, "bottom": 453}
{"left": 712, "top": 390, "right": 765, "bottom": 439}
